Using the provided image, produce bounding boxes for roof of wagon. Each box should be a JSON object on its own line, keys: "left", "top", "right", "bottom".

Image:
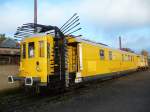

{"left": 73, "top": 36, "right": 139, "bottom": 56}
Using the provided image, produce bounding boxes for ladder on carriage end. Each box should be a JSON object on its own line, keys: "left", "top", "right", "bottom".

{"left": 53, "top": 30, "right": 70, "bottom": 88}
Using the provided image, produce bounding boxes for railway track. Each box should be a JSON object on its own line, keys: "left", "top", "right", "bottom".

{"left": 0, "top": 88, "right": 80, "bottom": 112}
{"left": 0, "top": 81, "right": 103, "bottom": 112}
{"left": 0, "top": 71, "right": 145, "bottom": 112}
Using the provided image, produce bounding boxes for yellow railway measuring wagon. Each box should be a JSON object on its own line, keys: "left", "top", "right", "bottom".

{"left": 68, "top": 37, "right": 148, "bottom": 82}
{"left": 8, "top": 23, "right": 148, "bottom": 92}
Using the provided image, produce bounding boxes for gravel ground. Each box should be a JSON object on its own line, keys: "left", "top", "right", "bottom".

{"left": 0, "top": 70, "right": 150, "bottom": 112}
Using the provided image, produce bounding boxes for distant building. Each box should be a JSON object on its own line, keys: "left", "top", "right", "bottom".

{"left": 0, "top": 38, "right": 20, "bottom": 48}
{"left": 148, "top": 56, "right": 150, "bottom": 66}
{"left": 0, "top": 38, "right": 20, "bottom": 65}
{"left": 0, "top": 48, "right": 20, "bottom": 65}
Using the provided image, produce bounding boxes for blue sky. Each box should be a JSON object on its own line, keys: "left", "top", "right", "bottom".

{"left": 0, "top": 0, "right": 150, "bottom": 53}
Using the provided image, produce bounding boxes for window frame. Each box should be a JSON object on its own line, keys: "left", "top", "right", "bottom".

{"left": 39, "top": 41, "right": 45, "bottom": 58}
{"left": 28, "top": 42, "right": 35, "bottom": 58}
{"left": 128, "top": 55, "right": 130, "bottom": 61}
{"left": 47, "top": 42, "right": 50, "bottom": 58}
{"left": 99, "top": 49, "right": 105, "bottom": 60}
{"left": 109, "top": 51, "right": 113, "bottom": 60}
{"left": 22, "top": 43, "right": 26, "bottom": 59}
{"left": 122, "top": 54, "right": 124, "bottom": 61}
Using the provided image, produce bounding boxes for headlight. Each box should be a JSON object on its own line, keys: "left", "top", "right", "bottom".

{"left": 36, "top": 66, "right": 41, "bottom": 72}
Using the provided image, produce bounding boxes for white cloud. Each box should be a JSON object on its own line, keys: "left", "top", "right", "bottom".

{"left": 0, "top": 0, "right": 150, "bottom": 53}
{"left": 0, "top": 0, "right": 149, "bottom": 35}
{"left": 78, "top": 0, "right": 150, "bottom": 29}
{"left": 38, "top": 2, "right": 67, "bottom": 26}
{"left": 0, "top": 1, "right": 33, "bottom": 35}
{"left": 0, "top": 0, "right": 74, "bottom": 35}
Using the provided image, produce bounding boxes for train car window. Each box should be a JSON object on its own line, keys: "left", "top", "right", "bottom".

{"left": 129, "top": 55, "right": 131, "bottom": 61}
{"left": 109, "top": 51, "right": 112, "bottom": 60}
{"left": 47, "top": 43, "right": 50, "bottom": 58}
{"left": 22, "top": 43, "right": 26, "bottom": 59}
{"left": 125, "top": 55, "right": 128, "bottom": 61}
{"left": 28, "top": 42, "right": 35, "bottom": 58}
{"left": 100, "top": 49, "right": 105, "bottom": 60}
{"left": 128, "top": 55, "right": 130, "bottom": 61}
{"left": 122, "top": 54, "right": 124, "bottom": 61}
{"left": 39, "top": 41, "right": 45, "bottom": 57}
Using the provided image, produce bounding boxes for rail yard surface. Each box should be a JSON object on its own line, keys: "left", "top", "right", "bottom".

{"left": 0, "top": 65, "right": 19, "bottom": 91}
{"left": 0, "top": 70, "right": 150, "bottom": 112}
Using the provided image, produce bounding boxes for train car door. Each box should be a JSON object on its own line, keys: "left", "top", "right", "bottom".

{"left": 68, "top": 42, "right": 78, "bottom": 74}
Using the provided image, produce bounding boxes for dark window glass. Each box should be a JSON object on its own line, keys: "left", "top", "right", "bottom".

{"left": 125, "top": 55, "right": 128, "bottom": 61}
{"left": 22, "top": 43, "right": 26, "bottom": 59}
{"left": 28, "top": 42, "right": 35, "bottom": 58}
{"left": 47, "top": 43, "right": 50, "bottom": 58}
{"left": 100, "top": 49, "right": 105, "bottom": 60}
{"left": 122, "top": 54, "right": 124, "bottom": 61}
{"left": 109, "top": 51, "right": 112, "bottom": 60}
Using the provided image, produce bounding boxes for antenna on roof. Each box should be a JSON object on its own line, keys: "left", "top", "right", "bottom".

{"left": 34, "top": 0, "right": 38, "bottom": 32}
{"left": 60, "top": 13, "right": 82, "bottom": 35}
{"left": 60, "top": 13, "right": 77, "bottom": 30}
{"left": 119, "top": 36, "right": 122, "bottom": 50}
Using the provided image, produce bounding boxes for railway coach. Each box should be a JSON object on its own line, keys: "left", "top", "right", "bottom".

{"left": 8, "top": 23, "right": 149, "bottom": 93}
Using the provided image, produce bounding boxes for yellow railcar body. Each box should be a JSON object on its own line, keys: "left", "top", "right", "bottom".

{"left": 67, "top": 37, "right": 140, "bottom": 79}
{"left": 9, "top": 34, "right": 148, "bottom": 88}
{"left": 81, "top": 43, "right": 138, "bottom": 78}
{"left": 19, "top": 35, "right": 148, "bottom": 82}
